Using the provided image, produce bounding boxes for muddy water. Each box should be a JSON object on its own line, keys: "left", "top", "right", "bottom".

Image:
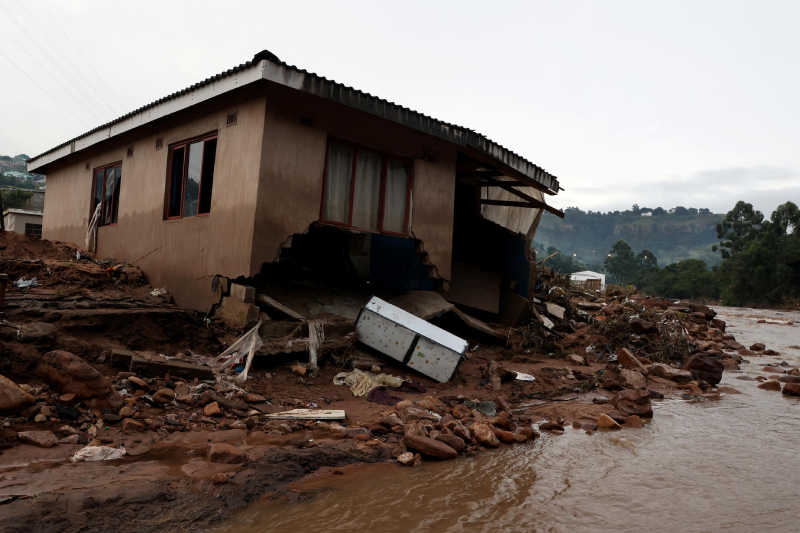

{"left": 215, "top": 307, "right": 800, "bottom": 533}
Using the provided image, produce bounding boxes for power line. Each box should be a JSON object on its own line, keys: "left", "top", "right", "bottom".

{"left": 0, "top": 47, "right": 91, "bottom": 128}
{"left": 49, "top": 0, "right": 134, "bottom": 112}
{"left": 3, "top": 1, "right": 112, "bottom": 122}
{"left": 0, "top": 96, "right": 77, "bottom": 135}
{"left": 14, "top": 0, "right": 121, "bottom": 118}
{"left": 35, "top": 0, "right": 129, "bottom": 115}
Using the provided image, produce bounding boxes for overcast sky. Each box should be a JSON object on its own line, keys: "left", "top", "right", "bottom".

{"left": 1, "top": 0, "right": 798, "bottom": 216}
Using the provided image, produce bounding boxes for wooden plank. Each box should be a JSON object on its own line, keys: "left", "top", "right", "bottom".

{"left": 389, "top": 290, "right": 454, "bottom": 320}
{"left": 451, "top": 307, "right": 507, "bottom": 341}
{"left": 264, "top": 409, "right": 345, "bottom": 420}
{"left": 255, "top": 293, "right": 305, "bottom": 320}
{"left": 480, "top": 199, "right": 565, "bottom": 219}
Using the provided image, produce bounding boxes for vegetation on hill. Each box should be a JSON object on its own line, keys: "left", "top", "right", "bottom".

{"left": 534, "top": 205, "right": 724, "bottom": 268}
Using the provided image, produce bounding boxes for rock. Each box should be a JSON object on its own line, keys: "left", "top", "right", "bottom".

{"left": 575, "top": 302, "right": 602, "bottom": 311}
{"left": 629, "top": 317, "right": 656, "bottom": 335}
{"left": 378, "top": 414, "right": 404, "bottom": 428}
{"left": 681, "top": 353, "right": 724, "bottom": 385}
{"left": 453, "top": 424, "right": 471, "bottom": 441}
{"left": 541, "top": 367, "right": 570, "bottom": 379}
{"left": 278, "top": 424, "right": 292, "bottom": 434}
{"left": 59, "top": 393, "right": 77, "bottom": 403}
{"left": 0, "top": 374, "right": 35, "bottom": 415}
{"left": 204, "top": 402, "right": 222, "bottom": 417}
{"left": 649, "top": 363, "right": 693, "bottom": 384}
{"left": 127, "top": 376, "right": 149, "bottom": 391}
{"left": 539, "top": 421, "right": 564, "bottom": 431}
{"left": 34, "top": 413, "right": 47, "bottom": 422}
{"left": 119, "top": 405, "right": 136, "bottom": 418}
{"left": 618, "top": 369, "right": 647, "bottom": 390}
{"left": 624, "top": 415, "right": 644, "bottom": 428}
{"left": 581, "top": 423, "right": 598, "bottom": 431}
{"left": 405, "top": 407, "right": 439, "bottom": 422}
{"left": 519, "top": 427, "right": 539, "bottom": 440}
{"left": 207, "top": 443, "right": 247, "bottom": 464}
{"left": 38, "top": 350, "right": 122, "bottom": 410}
{"left": 603, "top": 304, "right": 625, "bottom": 316}
{"left": 596, "top": 413, "right": 621, "bottom": 429}
{"left": 691, "top": 303, "right": 716, "bottom": 319}
{"left": 122, "top": 418, "right": 145, "bottom": 433}
{"left": 18, "top": 430, "right": 58, "bottom": 448}
{"left": 152, "top": 388, "right": 175, "bottom": 404}
{"left": 750, "top": 342, "right": 766, "bottom": 352}
{"left": 764, "top": 349, "right": 780, "bottom": 356}
{"left": 782, "top": 383, "right": 800, "bottom": 396}
{"left": 718, "top": 386, "right": 742, "bottom": 394}
{"left": 245, "top": 393, "right": 266, "bottom": 403}
{"left": 592, "top": 396, "right": 610, "bottom": 404}
{"left": 471, "top": 423, "right": 500, "bottom": 447}
{"left": 648, "top": 390, "right": 665, "bottom": 399}
{"left": 397, "top": 452, "right": 415, "bottom": 466}
{"left": 402, "top": 435, "right": 458, "bottom": 459}
{"left": 290, "top": 365, "right": 307, "bottom": 377}
{"left": 710, "top": 318, "right": 726, "bottom": 331}
{"left": 758, "top": 380, "right": 782, "bottom": 391}
{"left": 602, "top": 379, "right": 624, "bottom": 391}
{"left": 59, "top": 434, "right": 80, "bottom": 444}
{"left": 59, "top": 425, "right": 78, "bottom": 436}
{"left": 618, "top": 348, "right": 648, "bottom": 374}
{"left": 685, "top": 384, "right": 704, "bottom": 396}
{"left": 56, "top": 404, "right": 81, "bottom": 420}
{"left": 435, "top": 433, "right": 466, "bottom": 452}
{"left": 493, "top": 428, "right": 515, "bottom": 443}
{"left": 614, "top": 389, "right": 653, "bottom": 418}
{"left": 17, "top": 322, "right": 57, "bottom": 343}
{"left": 779, "top": 375, "right": 800, "bottom": 384}
{"left": 565, "top": 354, "right": 585, "bottom": 366}
{"left": 210, "top": 473, "right": 229, "bottom": 485}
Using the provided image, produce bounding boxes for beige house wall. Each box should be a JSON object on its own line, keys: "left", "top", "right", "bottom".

{"left": 250, "top": 84, "right": 457, "bottom": 280}
{"left": 4, "top": 212, "right": 43, "bottom": 234}
{"left": 42, "top": 88, "right": 267, "bottom": 310}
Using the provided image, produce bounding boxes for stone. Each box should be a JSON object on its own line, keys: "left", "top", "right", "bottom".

{"left": 122, "top": 418, "right": 145, "bottom": 433}
{"left": 402, "top": 435, "right": 458, "bottom": 460}
{"left": 17, "top": 322, "right": 57, "bottom": 343}
{"left": 493, "top": 428, "right": 515, "bottom": 443}
{"left": 575, "top": 302, "right": 603, "bottom": 311}
{"left": 648, "top": 390, "right": 665, "bottom": 399}
{"left": 436, "top": 433, "right": 466, "bottom": 452}
{"left": 681, "top": 353, "right": 724, "bottom": 385}
{"left": 59, "top": 434, "right": 80, "bottom": 444}
{"left": 629, "top": 317, "right": 656, "bottom": 335}
{"left": 718, "top": 386, "right": 742, "bottom": 394}
{"left": 614, "top": 389, "right": 653, "bottom": 418}
{"left": 519, "top": 427, "right": 539, "bottom": 440}
{"left": 758, "top": 380, "right": 782, "bottom": 392}
{"left": 119, "top": 405, "right": 136, "bottom": 418}
{"left": 378, "top": 414, "right": 404, "bottom": 428}
{"left": 152, "top": 388, "right": 175, "bottom": 404}
{"left": 596, "top": 413, "right": 621, "bottom": 429}
{"left": 34, "top": 413, "right": 47, "bottom": 422}
{"left": 290, "top": 365, "right": 307, "bottom": 377}
{"left": 39, "top": 350, "right": 122, "bottom": 410}
{"left": 127, "top": 376, "right": 149, "bottom": 391}
{"left": 565, "top": 354, "right": 585, "bottom": 366}
{"left": 207, "top": 443, "right": 247, "bottom": 464}
{"left": 204, "top": 402, "right": 222, "bottom": 417}
{"left": 710, "top": 318, "right": 726, "bottom": 331}
{"left": 471, "top": 423, "right": 500, "bottom": 447}
{"left": 59, "top": 425, "right": 78, "bottom": 436}
{"left": 581, "top": 423, "right": 598, "bottom": 431}
{"left": 452, "top": 404, "right": 472, "bottom": 419}
{"left": 541, "top": 367, "right": 570, "bottom": 379}
{"left": 649, "top": 363, "right": 693, "bottom": 384}
{"left": 685, "top": 384, "right": 704, "bottom": 396}
{"left": 218, "top": 296, "right": 260, "bottom": 326}
{"left": 602, "top": 379, "right": 624, "bottom": 391}
{"left": 624, "top": 415, "right": 644, "bottom": 428}
{"left": 245, "top": 393, "right": 266, "bottom": 403}
{"left": 750, "top": 343, "right": 766, "bottom": 352}
{"left": 539, "top": 421, "right": 564, "bottom": 431}
{"left": 779, "top": 375, "right": 800, "bottom": 384}
{"left": 453, "top": 424, "right": 471, "bottom": 441}
{"left": 405, "top": 407, "right": 439, "bottom": 422}
{"left": 782, "top": 383, "right": 800, "bottom": 396}
{"left": 56, "top": 404, "right": 81, "bottom": 420}
{"left": 59, "top": 393, "right": 77, "bottom": 403}
{"left": 210, "top": 472, "right": 229, "bottom": 485}
{"left": 397, "top": 452, "right": 415, "bottom": 466}
{"left": 592, "top": 396, "right": 610, "bottom": 404}
{"left": 691, "top": 303, "right": 716, "bottom": 319}
{"left": 618, "top": 369, "right": 647, "bottom": 390}
{"left": 603, "top": 304, "right": 625, "bottom": 316}
{"left": 0, "top": 374, "right": 35, "bottom": 415}
{"left": 18, "top": 430, "right": 58, "bottom": 448}
{"left": 618, "top": 348, "right": 648, "bottom": 374}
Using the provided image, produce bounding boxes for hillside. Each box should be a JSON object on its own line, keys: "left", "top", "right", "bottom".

{"left": 534, "top": 207, "right": 724, "bottom": 270}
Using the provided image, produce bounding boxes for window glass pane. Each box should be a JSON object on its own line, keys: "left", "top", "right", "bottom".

{"left": 184, "top": 141, "right": 203, "bottom": 217}
{"left": 322, "top": 143, "right": 353, "bottom": 223}
{"left": 351, "top": 150, "right": 382, "bottom": 230}
{"left": 383, "top": 160, "right": 409, "bottom": 233}
{"left": 111, "top": 166, "right": 122, "bottom": 223}
{"left": 198, "top": 138, "right": 216, "bottom": 214}
{"left": 93, "top": 170, "right": 103, "bottom": 217}
{"left": 168, "top": 147, "right": 185, "bottom": 217}
{"left": 103, "top": 168, "right": 115, "bottom": 225}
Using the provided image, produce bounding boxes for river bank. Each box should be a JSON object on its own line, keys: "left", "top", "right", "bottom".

{"left": 2, "top": 230, "right": 798, "bottom": 532}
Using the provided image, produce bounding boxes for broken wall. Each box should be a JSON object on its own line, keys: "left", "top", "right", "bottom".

{"left": 41, "top": 87, "right": 268, "bottom": 310}
{"left": 249, "top": 83, "right": 458, "bottom": 282}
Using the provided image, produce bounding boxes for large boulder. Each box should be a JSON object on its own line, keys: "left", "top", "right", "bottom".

{"left": 618, "top": 348, "right": 648, "bottom": 375}
{"left": 681, "top": 352, "right": 724, "bottom": 385}
{"left": 39, "top": 350, "right": 122, "bottom": 410}
{"left": 18, "top": 430, "right": 58, "bottom": 448}
{"left": 782, "top": 383, "right": 800, "bottom": 396}
{"left": 17, "top": 322, "right": 57, "bottom": 344}
{"left": 402, "top": 435, "right": 458, "bottom": 459}
{"left": 618, "top": 369, "right": 647, "bottom": 390}
{"left": 649, "top": 363, "right": 693, "bottom": 384}
{"left": 0, "top": 374, "right": 35, "bottom": 415}
{"left": 471, "top": 423, "right": 500, "bottom": 447}
{"left": 613, "top": 389, "right": 653, "bottom": 418}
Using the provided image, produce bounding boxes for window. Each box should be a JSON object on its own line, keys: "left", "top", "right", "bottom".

{"left": 166, "top": 133, "right": 217, "bottom": 218}
{"left": 91, "top": 162, "right": 122, "bottom": 226}
{"left": 320, "top": 139, "right": 412, "bottom": 235}
{"left": 24, "top": 223, "right": 42, "bottom": 237}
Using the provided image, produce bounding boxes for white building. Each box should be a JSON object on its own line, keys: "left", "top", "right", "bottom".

{"left": 570, "top": 270, "right": 606, "bottom": 291}
{"left": 3, "top": 208, "right": 43, "bottom": 237}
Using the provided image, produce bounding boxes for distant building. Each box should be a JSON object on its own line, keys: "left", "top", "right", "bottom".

{"left": 570, "top": 270, "right": 606, "bottom": 291}
{"left": 0, "top": 187, "right": 45, "bottom": 211}
{"left": 641, "top": 211, "right": 652, "bottom": 217}
{"left": 2, "top": 208, "right": 43, "bottom": 237}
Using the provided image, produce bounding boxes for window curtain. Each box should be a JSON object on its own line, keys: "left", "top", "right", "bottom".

{"left": 103, "top": 167, "right": 115, "bottom": 225}
{"left": 383, "top": 160, "right": 408, "bottom": 233}
{"left": 323, "top": 143, "right": 353, "bottom": 223}
{"left": 183, "top": 141, "right": 203, "bottom": 217}
{"left": 351, "top": 150, "right": 382, "bottom": 230}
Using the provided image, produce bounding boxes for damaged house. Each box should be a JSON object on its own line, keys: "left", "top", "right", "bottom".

{"left": 27, "top": 50, "right": 563, "bottom": 324}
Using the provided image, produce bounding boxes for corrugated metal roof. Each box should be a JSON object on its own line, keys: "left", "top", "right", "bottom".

{"left": 28, "top": 51, "right": 560, "bottom": 193}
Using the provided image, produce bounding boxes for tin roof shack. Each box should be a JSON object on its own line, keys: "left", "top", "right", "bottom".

{"left": 570, "top": 270, "right": 606, "bottom": 291}
{"left": 28, "top": 51, "right": 563, "bottom": 315}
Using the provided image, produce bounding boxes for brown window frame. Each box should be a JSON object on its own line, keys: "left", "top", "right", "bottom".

{"left": 319, "top": 138, "right": 413, "bottom": 236}
{"left": 24, "top": 223, "right": 42, "bottom": 237}
{"left": 90, "top": 161, "right": 122, "bottom": 227}
{"left": 165, "top": 131, "right": 218, "bottom": 220}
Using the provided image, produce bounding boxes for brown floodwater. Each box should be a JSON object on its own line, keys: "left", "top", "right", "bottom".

{"left": 214, "top": 307, "right": 800, "bottom": 533}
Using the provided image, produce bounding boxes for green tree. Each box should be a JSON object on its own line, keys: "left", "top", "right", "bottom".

{"left": 1, "top": 189, "right": 33, "bottom": 209}
{"left": 604, "top": 239, "right": 637, "bottom": 284}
